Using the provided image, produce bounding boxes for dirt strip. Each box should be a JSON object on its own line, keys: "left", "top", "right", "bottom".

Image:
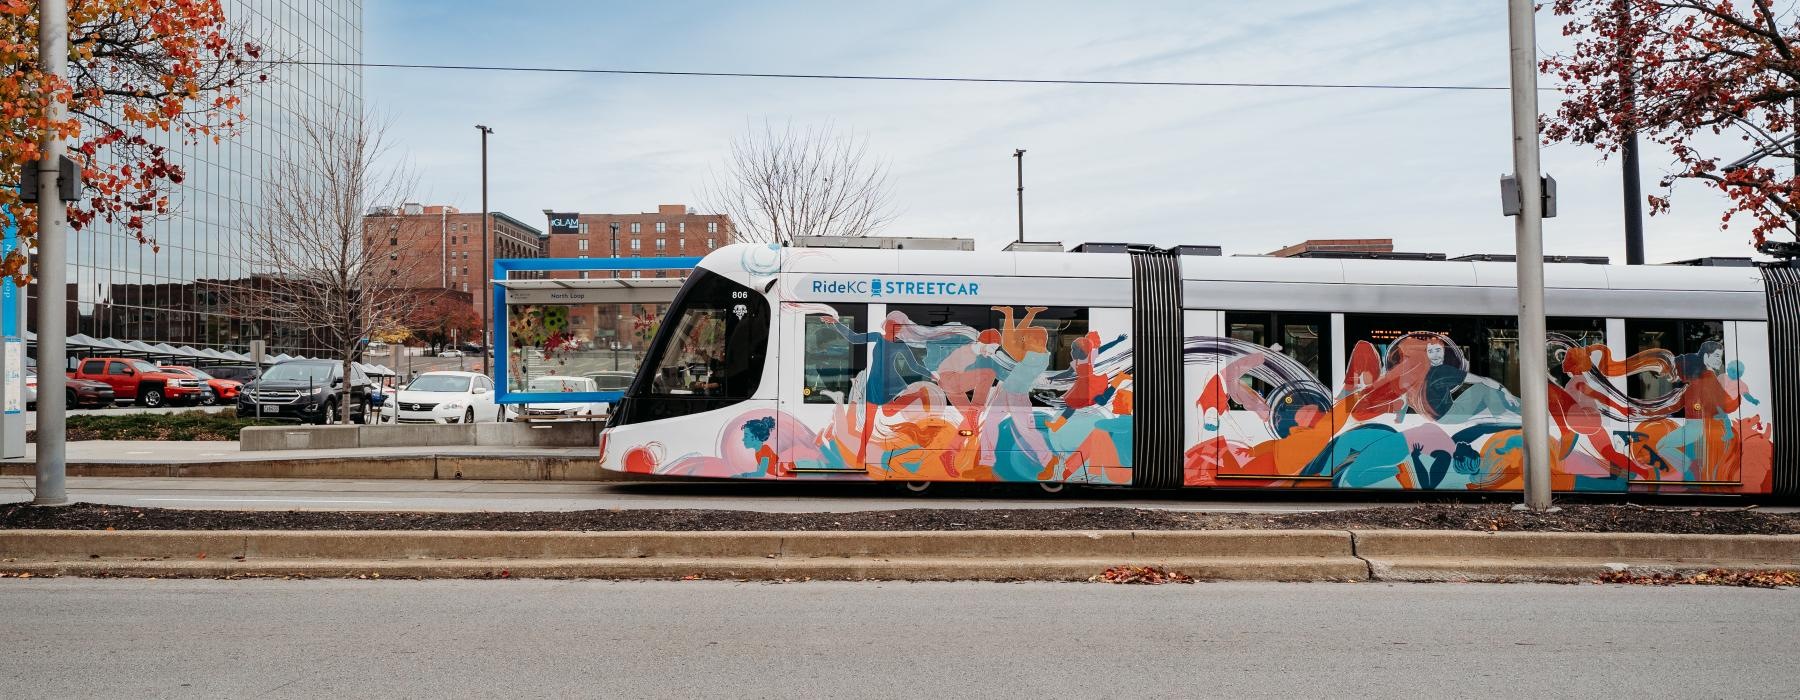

{"left": 2, "top": 502, "right": 1795, "bottom": 535}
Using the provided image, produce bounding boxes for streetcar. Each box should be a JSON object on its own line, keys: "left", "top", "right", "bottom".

{"left": 599, "top": 240, "right": 1798, "bottom": 500}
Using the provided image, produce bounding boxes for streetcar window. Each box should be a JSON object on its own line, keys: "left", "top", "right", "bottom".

{"left": 1225, "top": 311, "right": 1329, "bottom": 411}
{"left": 1625, "top": 318, "right": 1724, "bottom": 401}
{"left": 634, "top": 270, "right": 769, "bottom": 409}
{"left": 1478, "top": 317, "right": 1605, "bottom": 393}
{"left": 803, "top": 303, "right": 868, "bottom": 404}
{"left": 886, "top": 303, "right": 1089, "bottom": 407}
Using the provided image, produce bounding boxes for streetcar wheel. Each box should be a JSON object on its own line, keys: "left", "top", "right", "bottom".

{"left": 903, "top": 481, "right": 932, "bottom": 494}
{"left": 1038, "top": 482, "right": 1066, "bottom": 494}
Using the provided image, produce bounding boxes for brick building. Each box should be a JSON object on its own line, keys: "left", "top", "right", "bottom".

{"left": 539, "top": 204, "right": 734, "bottom": 346}
{"left": 1266, "top": 238, "right": 1394, "bottom": 257}
{"left": 362, "top": 203, "right": 544, "bottom": 329}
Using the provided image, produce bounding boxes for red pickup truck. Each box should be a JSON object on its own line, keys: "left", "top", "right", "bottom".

{"left": 68, "top": 357, "right": 207, "bottom": 407}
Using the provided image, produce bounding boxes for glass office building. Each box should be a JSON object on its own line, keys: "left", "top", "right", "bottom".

{"left": 30, "top": 0, "right": 364, "bottom": 357}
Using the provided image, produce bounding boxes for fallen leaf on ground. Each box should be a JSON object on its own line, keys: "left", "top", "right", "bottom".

{"left": 1092, "top": 565, "right": 1194, "bottom": 585}
{"left": 1596, "top": 568, "right": 1799, "bottom": 588}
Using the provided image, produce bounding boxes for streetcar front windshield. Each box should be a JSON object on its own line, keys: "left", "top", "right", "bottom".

{"left": 639, "top": 270, "right": 769, "bottom": 400}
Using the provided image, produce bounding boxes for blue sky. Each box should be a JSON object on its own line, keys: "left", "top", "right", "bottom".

{"left": 363, "top": 0, "right": 1758, "bottom": 261}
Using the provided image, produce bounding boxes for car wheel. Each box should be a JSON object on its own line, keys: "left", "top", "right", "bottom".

{"left": 141, "top": 387, "right": 164, "bottom": 408}
{"left": 464, "top": 408, "right": 475, "bottom": 425}
{"left": 66, "top": 390, "right": 78, "bottom": 408}
{"left": 202, "top": 392, "right": 218, "bottom": 406}
{"left": 322, "top": 400, "right": 339, "bottom": 425}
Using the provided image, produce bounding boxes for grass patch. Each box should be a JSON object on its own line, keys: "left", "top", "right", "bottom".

{"left": 29, "top": 409, "right": 282, "bottom": 442}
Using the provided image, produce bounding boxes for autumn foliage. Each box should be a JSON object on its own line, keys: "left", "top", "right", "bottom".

{"left": 1, "top": 0, "right": 263, "bottom": 279}
{"left": 403, "top": 292, "right": 482, "bottom": 352}
{"left": 1541, "top": 1, "right": 1800, "bottom": 258}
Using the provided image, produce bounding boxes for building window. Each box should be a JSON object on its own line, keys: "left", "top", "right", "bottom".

{"left": 579, "top": 223, "right": 589, "bottom": 234}
{"left": 389, "top": 237, "right": 397, "bottom": 246}
{"left": 679, "top": 239, "right": 686, "bottom": 252}
{"left": 463, "top": 236, "right": 469, "bottom": 245}
{"left": 462, "top": 283, "right": 468, "bottom": 292}
{"left": 707, "top": 222, "right": 718, "bottom": 233}
{"left": 655, "top": 239, "right": 667, "bottom": 252}
{"left": 578, "top": 254, "right": 588, "bottom": 259}
{"left": 679, "top": 222, "right": 686, "bottom": 233}
{"left": 707, "top": 238, "right": 716, "bottom": 249}
{"left": 655, "top": 222, "right": 666, "bottom": 233}
{"left": 630, "top": 239, "right": 641, "bottom": 251}
{"left": 578, "top": 239, "right": 589, "bottom": 251}
{"left": 631, "top": 270, "right": 641, "bottom": 279}
{"left": 631, "top": 222, "right": 641, "bottom": 233}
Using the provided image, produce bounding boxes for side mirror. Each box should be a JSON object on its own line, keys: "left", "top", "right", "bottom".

{"left": 473, "top": 387, "right": 488, "bottom": 395}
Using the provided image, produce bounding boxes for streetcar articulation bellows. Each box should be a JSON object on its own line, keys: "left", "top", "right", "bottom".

{"left": 1130, "top": 249, "right": 1185, "bottom": 489}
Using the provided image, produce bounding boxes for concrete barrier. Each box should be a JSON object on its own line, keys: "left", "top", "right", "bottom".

{"left": 239, "top": 426, "right": 361, "bottom": 451}
{"left": 239, "top": 422, "right": 597, "bottom": 451}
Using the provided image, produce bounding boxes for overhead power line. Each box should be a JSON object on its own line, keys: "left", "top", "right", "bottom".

{"left": 262, "top": 60, "right": 1514, "bottom": 91}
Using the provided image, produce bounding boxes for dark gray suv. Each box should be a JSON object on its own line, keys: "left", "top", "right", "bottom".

{"left": 237, "top": 360, "right": 374, "bottom": 424}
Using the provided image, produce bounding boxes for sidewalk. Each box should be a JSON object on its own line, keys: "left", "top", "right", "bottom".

{"left": 1, "top": 440, "right": 593, "bottom": 464}
{"left": 0, "top": 440, "right": 614, "bottom": 481}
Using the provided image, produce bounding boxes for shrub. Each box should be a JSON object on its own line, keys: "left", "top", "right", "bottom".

{"left": 28, "top": 410, "right": 281, "bottom": 442}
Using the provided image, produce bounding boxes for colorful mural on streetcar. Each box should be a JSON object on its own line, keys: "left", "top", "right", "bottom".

{"left": 614, "top": 315, "right": 1770, "bottom": 494}
{"left": 618, "top": 304, "right": 1139, "bottom": 484}
{"left": 1186, "top": 332, "right": 1772, "bottom": 494}
{"left": 603, "top": 245, "right": 1776, "bottom": 495}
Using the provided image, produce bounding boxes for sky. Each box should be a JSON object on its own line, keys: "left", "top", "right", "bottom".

{"left": 362, "top": 0, "right": 1768, "bottom": 262}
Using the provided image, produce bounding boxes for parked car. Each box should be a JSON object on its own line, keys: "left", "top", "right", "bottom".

{"left": 237, "top": 359, "right": 374, "bottom": 424}
{"left": 519, "top": 375, "right": 608, "bottom": 420}
{"left": 25, "top": 370, "right": 117, "bottom": 410}
{"left": 391, "top": 371, "right": 504, "bottom": 424}
{"left": 205, "top": 365, "right": 261, "bottom": 383}
{"left": 436, "top": 349, "right": 464, "bottom": 358}
{"left": 158, "top": 365, "right": 241, "bottom": 405}
{"left": 583, "top": 370, "right": 637, "bottom": 392}
{"left": 68, "top": 357, "right": 206, "bottom": 408}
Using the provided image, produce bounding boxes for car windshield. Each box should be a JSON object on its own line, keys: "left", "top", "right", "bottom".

{"left": 130, "top": 360, "right": 160, "bottom": 374}
{"left": 260, "top": 363, "right": 335, "bottom": 383}
{"left": 185, "top": 368, "right": 215, "bottom": 380}
{"left": 589, "top": 374, "right": 633, "bottom": 390}
{"left": 528, "top": 378, "right": 590, "bottom": 393}
{"left": 407, "top": 375, "right": 472, "bottom": 393}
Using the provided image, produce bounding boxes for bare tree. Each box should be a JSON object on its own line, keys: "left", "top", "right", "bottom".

{"left": 242, "top": 109, "right": 421, "bottom": 424}
{"left": 703, "top": 121, "right": 896, "bottom": 244}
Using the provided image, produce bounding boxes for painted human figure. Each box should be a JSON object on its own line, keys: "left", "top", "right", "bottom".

{"left": 981, "top": 306, "right": 1055, "bottom": 472}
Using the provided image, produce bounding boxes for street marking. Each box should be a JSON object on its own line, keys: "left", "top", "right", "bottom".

{"left": 134, "top": 498, "right": 397, "bottom": 504}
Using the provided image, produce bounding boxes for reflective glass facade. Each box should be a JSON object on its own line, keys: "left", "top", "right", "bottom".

{"left": 30, "top": 0, "right": 363, "bottom": 357}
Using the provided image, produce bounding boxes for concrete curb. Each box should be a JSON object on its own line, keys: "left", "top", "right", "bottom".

{"left": 0, "top": 529, "right": 1366, "bottom": 581}
{"left": 1353, "top": 530, "right": 1800, "bottom": 582}
{"left": 2, "top": 529, "right": 1796, "bottom": 582}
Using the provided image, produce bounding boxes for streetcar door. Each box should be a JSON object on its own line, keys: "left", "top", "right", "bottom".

{"left": 780, "top": 302, "right": 872, "bottom": 477}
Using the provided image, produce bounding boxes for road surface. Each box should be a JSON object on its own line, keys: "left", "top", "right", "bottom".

{"left": 0, "top": 579, "right": 1790, "bottom": 698}
{"left": 0, "top": 475, "right": 1419, "bottom": 513}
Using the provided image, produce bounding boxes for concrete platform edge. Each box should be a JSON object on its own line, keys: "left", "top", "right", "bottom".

{"left": 1, "top": 529, "right": 1795, "bottom": 583}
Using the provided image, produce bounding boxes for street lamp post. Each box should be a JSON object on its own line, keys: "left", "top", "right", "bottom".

{"left": 1013, "top": 149, "right": 1026, "bottom": 245}
{"left": 476, "top": 124, "right": 493, "bottom": 377}
{"left": 33, "top": 0, "right": 70, "bottom": 505}
{"left": 1507, "top": 0, "right": 1555, "bottom": 512}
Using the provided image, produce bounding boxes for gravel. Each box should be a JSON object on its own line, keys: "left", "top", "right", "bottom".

{"left": 2, "top": 502, "right": 1795, "bottom": 535}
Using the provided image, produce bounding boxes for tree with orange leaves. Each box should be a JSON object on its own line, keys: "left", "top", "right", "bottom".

{"left": 1, "top": 0, "right": 263, "bottom": 280}
{"left": 1541, "top": 0, "right": 1800, "bottom": 259}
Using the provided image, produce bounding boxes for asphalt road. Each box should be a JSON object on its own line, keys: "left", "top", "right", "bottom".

{"left": 1, "top": 579, "right": 1792, "bottom": 698}
{"left": 0, "top": 475, "right": 1417, "bottom": 513}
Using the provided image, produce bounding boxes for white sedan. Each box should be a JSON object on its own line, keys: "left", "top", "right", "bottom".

{"left": 519, "top": 375, "right": 609, "bottom": 420}
{"left": 391, "top": 371, "right": 505, "bottom": 424}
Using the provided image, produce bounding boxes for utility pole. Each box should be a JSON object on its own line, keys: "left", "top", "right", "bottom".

{"left": 33, "top": 0, "right": 69, "bottom": 506}
{"left": 1619, "top": 4, "right": 1645, "bottom": 265}
{"left": 1507, "top": 0, "right": 1554, "bottom": 511}
{"left": 1013, "top": 149, "right": 1026, "bottom": 245}
{"left": 475, "top": 124, "right": 493, "bottom": 376}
